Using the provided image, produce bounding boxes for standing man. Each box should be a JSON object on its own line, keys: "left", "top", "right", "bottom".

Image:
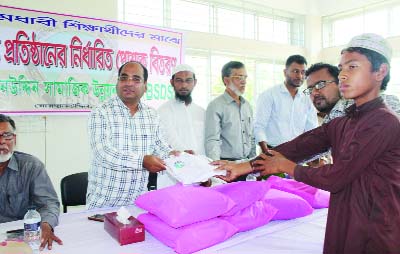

{"left": 157, "top": 64, "right": 206, "bottom": 188}
{"left": 158, "top": 64, "right": 205, "bottom": 155}
{"left": 0, "top": 114, "right": 62, "bottom": 250}
{"left": 304, "top": 62, "right": 400, "bottom": 123}
{"left": 254, "top": 55, "right": 318, "bottom": 151}
{"left": 87, "top": 61, "right": 175, "bottom": 209}
{"left": 205, "top": 61, "right": 256, "bottom": 180}
{"left": 220, "top": 33, "right": 400, "bottom": 253}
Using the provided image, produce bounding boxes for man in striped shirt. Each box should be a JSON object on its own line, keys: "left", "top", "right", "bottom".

{"left": 87, "top": 61, "right": 175, "bottom": 209}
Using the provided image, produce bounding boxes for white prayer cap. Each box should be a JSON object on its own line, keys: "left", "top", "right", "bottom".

{"left": 346, "top": 33, "right": 392, "bottom": 62}
{"left": 172, "top": 64, "right": 195, "bottom": 76}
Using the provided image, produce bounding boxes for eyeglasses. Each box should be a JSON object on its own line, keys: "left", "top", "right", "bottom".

{"left": 230, "top": 75, "right": 248, "bottom": 81}
{"left": 0, "top": 132, "right": 15, "bottom": 140}
{"left": 303, "top": 80, "right": 336, "bottom": 95}
{"left": 118, "top": 75, "right": 143, "bottom": 84}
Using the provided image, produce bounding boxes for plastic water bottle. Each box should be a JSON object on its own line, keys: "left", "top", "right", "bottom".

{"left": 24, "top": 207, "right": 41, "bottom": 253}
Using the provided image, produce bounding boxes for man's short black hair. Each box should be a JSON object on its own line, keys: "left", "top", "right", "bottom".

{"left": 285, "top": 55, "right": 307, "bottom": 68}
{"left": 305, "top": 63, "right": 340, "bottom": 84}
{"left": 221, "top": 61, "right": 245, "bottom": 84}
{"left": 118, "top": 61, "right": 148, "bottom": 82}
{"left": 341, "top": 47, "right": 390, "bottom": 91}
{"left": 0, "top": 114, "right": 16, "bottom": 131}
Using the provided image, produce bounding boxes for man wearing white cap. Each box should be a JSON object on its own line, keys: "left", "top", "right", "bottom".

{"left": 156, "top": 64, "right": 206, "bottom": 188}
{"left": 158, "top": 64, "right": 205, "bottom": 155}
{"left": 218, "top": 33, "right": 400, "bottom": 252}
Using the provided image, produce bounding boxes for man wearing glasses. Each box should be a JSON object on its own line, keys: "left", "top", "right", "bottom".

{"left": 205, "top": 61, "right": 256, "bottom": 180}
{"left": 156, "top": 64, "right": 206, "bottom": 188}
{"left": 87, "top": 61, "right": 176, "bottom": 209}
{"left": 0, "top": 114, "right": 62, "bottom": 250}
{"left": 305, "top": 62, "right": 400, "bottom": 124}
{"left": 254, "top": 55, "right": 318, "bottom": 152}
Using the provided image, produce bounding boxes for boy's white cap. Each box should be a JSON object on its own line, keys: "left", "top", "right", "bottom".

{"left": 346, "top": 33, "right": 392, "bottom": 62}
{"left": 172, "top": 64, "right": 195, "bottom": 76}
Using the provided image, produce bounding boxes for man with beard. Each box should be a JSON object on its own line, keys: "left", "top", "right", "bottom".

{"left": 305, "top": 62, "right": 400, "bottom": 124}
{"left": 156, "top": 64, "right": 206, "bottom": 188}
{"left": 0, "top": 114, "right": 62, "bottom": 251}
{"left": 254, "top": 55, "right": 318, "bottom": 151}
{"left": 158, "top": 64, "right": 205, "bottom": 155}
{"left": 87, "top": 61, "right": 177, "bottom": 206}
{"left": 205, "top": 61, "right": 256, "bottom": 180}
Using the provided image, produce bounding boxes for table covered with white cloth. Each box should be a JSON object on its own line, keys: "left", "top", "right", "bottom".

{"left": 0, "top": 206, "right": 327, "bottom": 254}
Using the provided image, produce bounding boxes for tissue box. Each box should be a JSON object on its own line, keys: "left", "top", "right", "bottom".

{"left": 104, "top": 212, "right": 145, "bottom": 245}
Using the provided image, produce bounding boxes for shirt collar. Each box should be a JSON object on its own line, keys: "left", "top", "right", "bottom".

{"left": 279, "top": 83, "right": 301, "bottom": 98}
{"left": 345, "top": 96, "right": 384, "bottom": 118}
{"left": 115, "top": 96, "right": 144, "bottom": 113}
{"left": 7, "top": 153, "right": 18, "bottom": 172}
{"left": 223, "top": 90, "right": 245, "bottom": 104}
{"left": 173, "top": 98, "right": 189, "bottom": 105}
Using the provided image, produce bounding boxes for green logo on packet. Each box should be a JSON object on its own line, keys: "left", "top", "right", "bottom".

{"left": 174, "top": 161, "right": 184, "bottom": 169}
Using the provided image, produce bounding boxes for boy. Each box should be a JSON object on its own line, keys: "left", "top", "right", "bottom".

{"left": 220, "top": 33, "right": 400, "bottom": 253}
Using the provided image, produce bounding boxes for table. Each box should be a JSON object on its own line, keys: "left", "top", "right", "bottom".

{"left": 0, "top": 206, "right": 327, "bottom": 254}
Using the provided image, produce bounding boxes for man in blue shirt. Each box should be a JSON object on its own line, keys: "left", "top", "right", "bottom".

{"left": 0, "top": 114, "right": 62, "bottom": 250}
{"left": 254, "top": 55, "right": 318, "bottom": 151}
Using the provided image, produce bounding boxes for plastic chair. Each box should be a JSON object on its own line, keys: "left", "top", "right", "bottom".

{"left": 60, "top": 172, "right": 88, "bottom": 213}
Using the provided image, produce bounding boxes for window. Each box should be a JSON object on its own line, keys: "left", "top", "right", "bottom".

{"left": 390, "top": 6, "right": 400, "bottom": 36}
{"left": 331, "top": 15, "right": 363, "bottom": 46}
{"left": 323, "top": 2, "right": 400, "bottom": 47}
{"left": 273, "top": 19, "right": 290, "bottom": 44}
{"left": 364, "top": 10, "right": 388, "bottom": 36}
{"left": 123, "top": 0, "right": 164, "bottom": 27}
{"left": 387, "top": 57, "right": 400, "bottom": 97}
{"left": 185, "top": 52, "right": 210, "bottom": 109}
{"left": 171, "top": 0, "right": 210, "bottom": 32}
{"left": 258, "top": 16, "right": 291, "bottom": 44}
{"left": 258, "top": 16, "right": 273, "bottom": 42}
{"left": 244, "top": 13, "right": 255, "bottom": 40}
{"left": 216, "top": 8, "right": 243, "bottom": 38}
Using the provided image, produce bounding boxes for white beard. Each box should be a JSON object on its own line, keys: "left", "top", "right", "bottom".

{"left": 228, "top": 83, "right": 243, "bottom": 96}
{"left": 0, "top": 152, "right": 12, "bottom": 163}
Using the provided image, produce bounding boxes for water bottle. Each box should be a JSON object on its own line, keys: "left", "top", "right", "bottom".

{"left": 24, "top": 207, "right": 41, "bottom": 253}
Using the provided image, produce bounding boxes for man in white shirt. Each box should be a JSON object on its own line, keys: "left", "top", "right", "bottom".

{"left": 254, "top": 55, "right": 318, "bottom": 151}
{"left": 157, "top": 64, "right": 206, "bottom": 188}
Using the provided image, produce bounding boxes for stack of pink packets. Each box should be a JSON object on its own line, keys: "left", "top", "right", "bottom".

{"left": 135, "top": 178, "right": 330, "bottom": 254}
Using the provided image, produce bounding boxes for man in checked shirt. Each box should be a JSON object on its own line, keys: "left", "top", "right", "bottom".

{"left": 87, "top": 61, "right": 178, "bottom": 209}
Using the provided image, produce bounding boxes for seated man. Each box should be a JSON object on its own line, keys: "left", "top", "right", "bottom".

{"left": 0, "top": 114, "right": 62, "bottom": 250}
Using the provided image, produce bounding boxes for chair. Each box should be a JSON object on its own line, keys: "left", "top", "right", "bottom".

{"left": 60, "top": 172, "right": 88, "bottom": 213}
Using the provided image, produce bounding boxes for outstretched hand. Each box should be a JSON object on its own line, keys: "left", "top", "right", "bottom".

{"left": 214, "top": 161, "right": 252, "bottom": 182}
{"left": 252, "top": 150, "right": 296, "bottom": 177}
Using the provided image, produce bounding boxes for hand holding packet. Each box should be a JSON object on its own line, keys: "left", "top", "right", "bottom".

{"left": 164, "top": 153, "right": 226, "bottom": 185}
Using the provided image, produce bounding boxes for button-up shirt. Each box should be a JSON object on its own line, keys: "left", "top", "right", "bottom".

{"left": 205, "top": 91, "right": 256, "bottom": 161}
{"left": 87, "top": 96, "right": 171, "bottom": 209}
{"left": 0, "top": 151, "right": 60, "bottom": 228}
{"left": 254, "top": 84, "right": 318, "bottom": 147}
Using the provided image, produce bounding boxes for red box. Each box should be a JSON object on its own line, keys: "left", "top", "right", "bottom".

{"left": 104, "top": 212, "right": 145, "bottom": 245}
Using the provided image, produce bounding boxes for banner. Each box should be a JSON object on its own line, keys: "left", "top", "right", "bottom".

{"left": 0, "top": 5, "right": 183, "bottom": 114}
